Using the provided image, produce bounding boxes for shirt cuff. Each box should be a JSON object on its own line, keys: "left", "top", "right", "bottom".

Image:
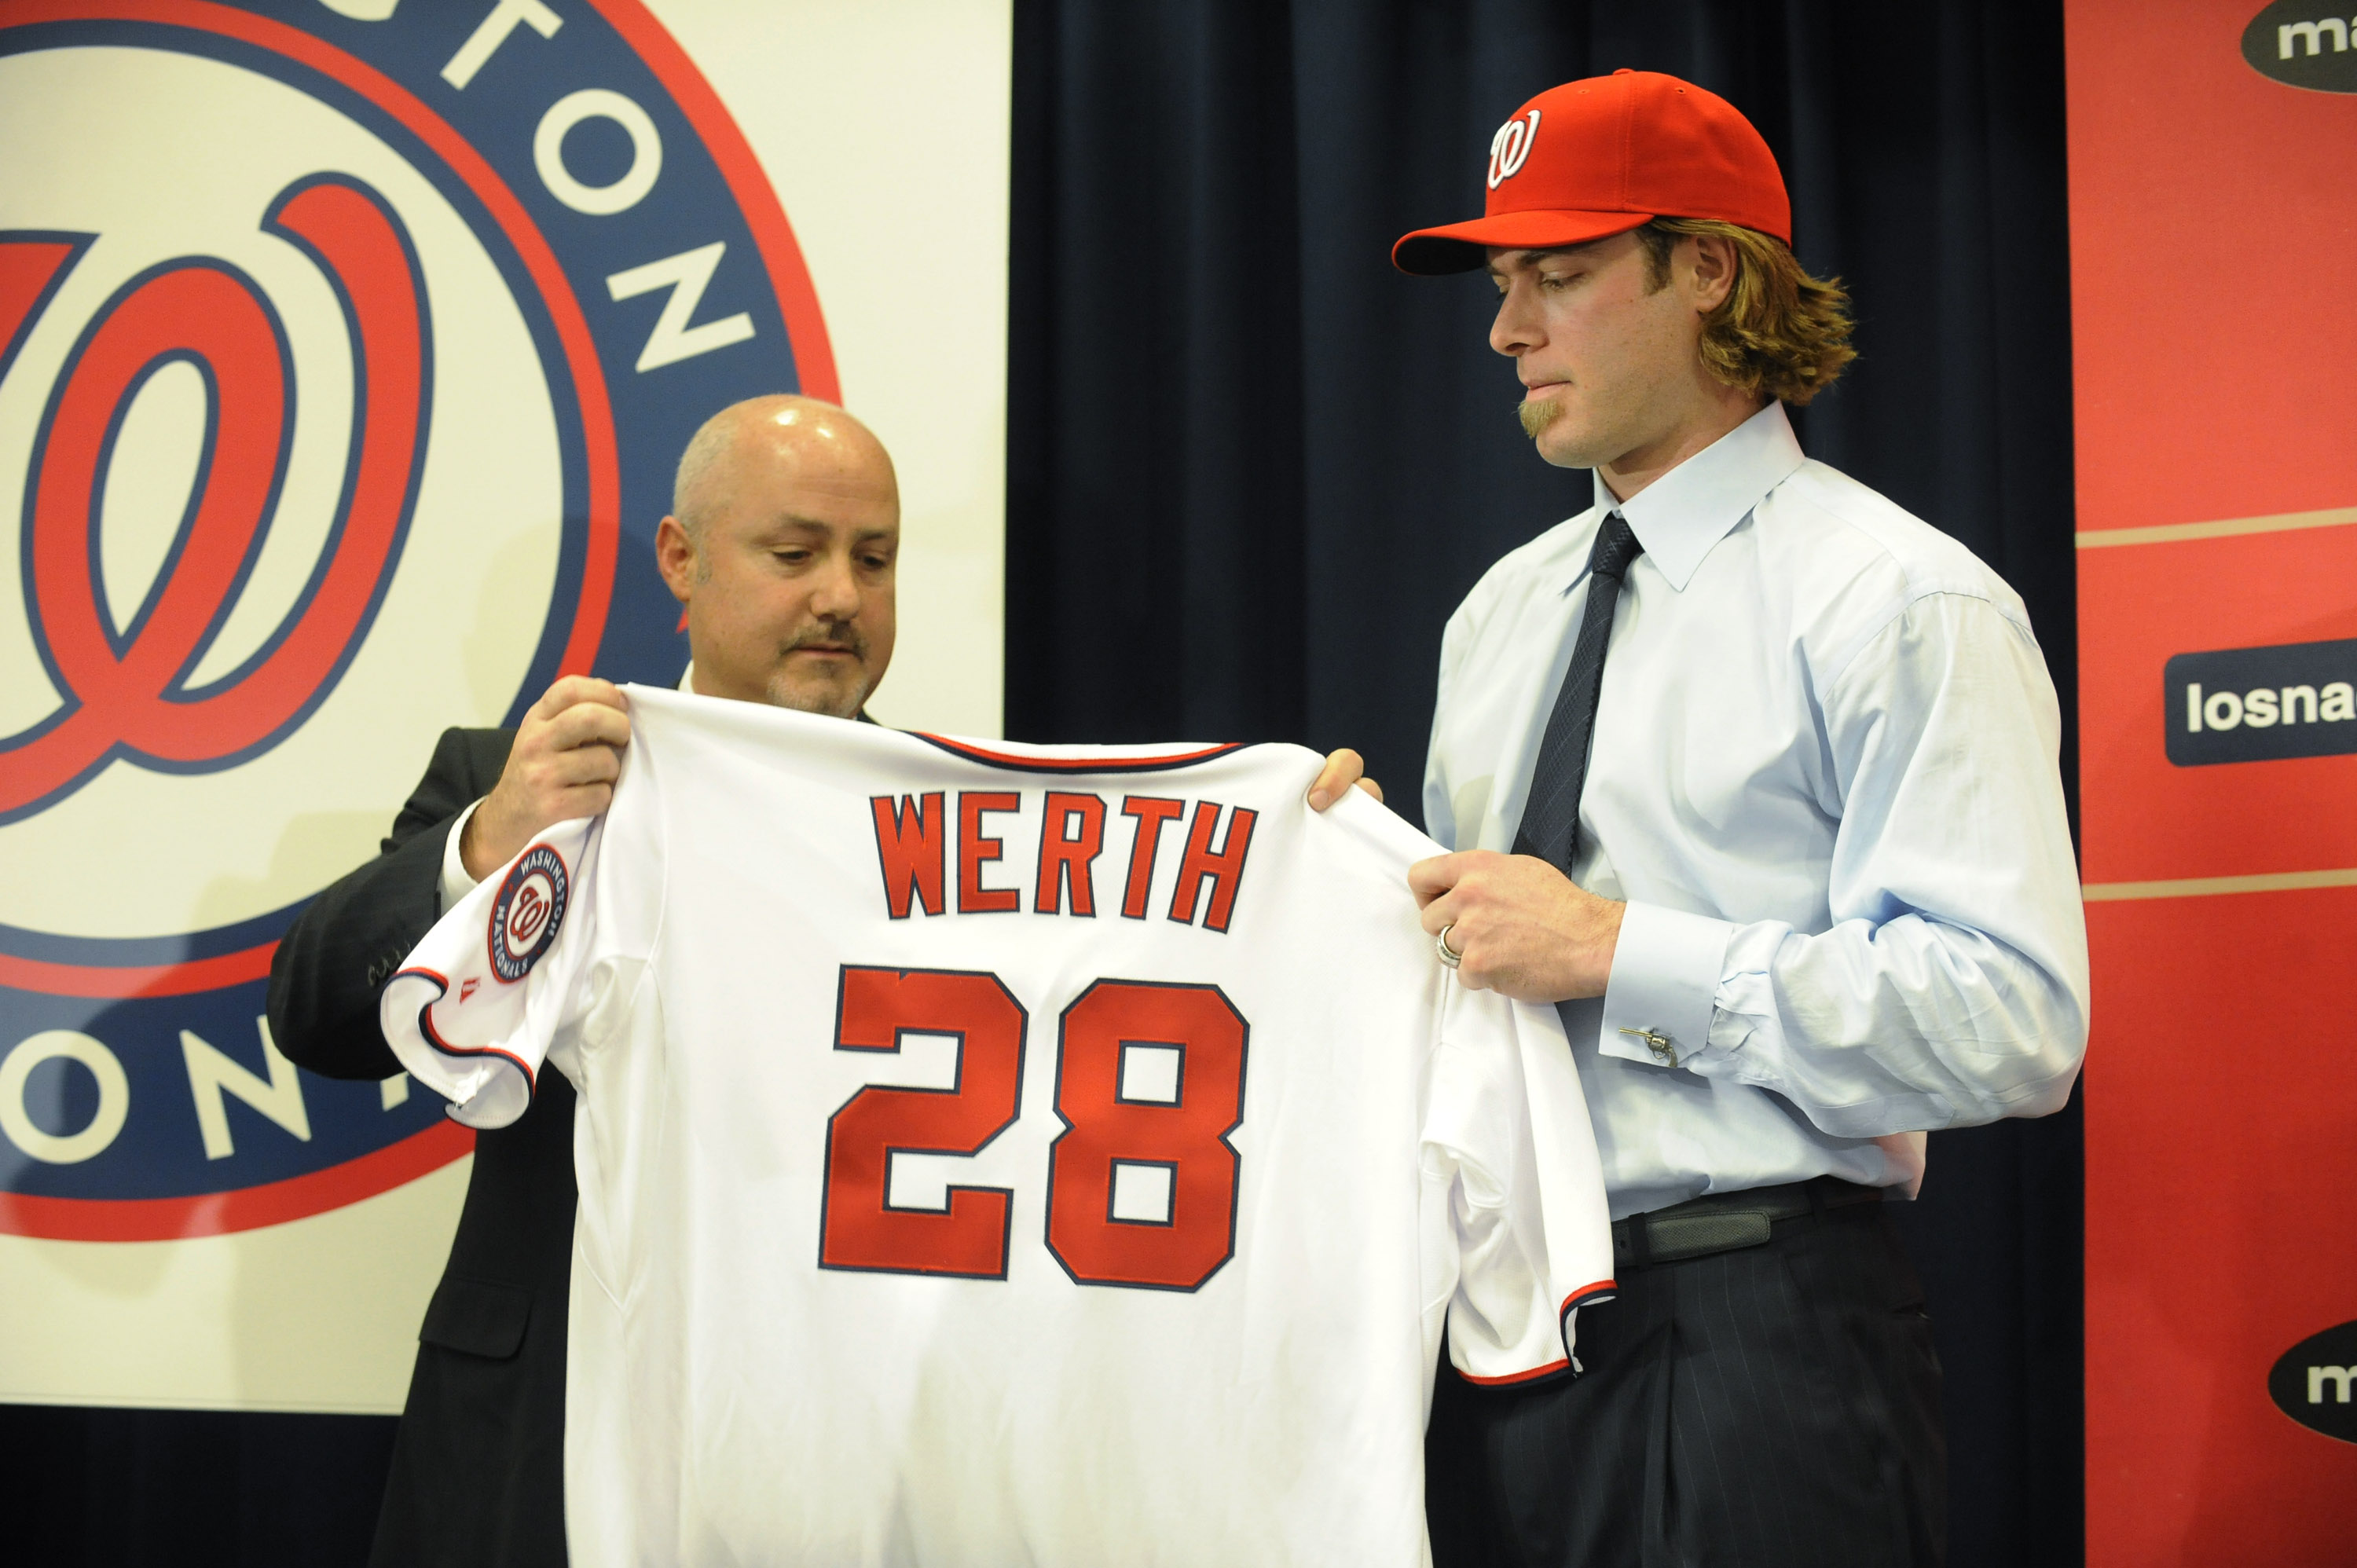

{"left": 438, "top": 799, "right": 486, "bottom": 914}
{"left": 1600, "top": 902, "right": 1735, "bottom": 1072}
{"left": 1705, "top": 918, "right": 1789, "bottom": 1055}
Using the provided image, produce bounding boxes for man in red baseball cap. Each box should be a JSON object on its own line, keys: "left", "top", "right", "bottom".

{"left": 1394, "top": 71, "right": 2087, "bottom": 1566}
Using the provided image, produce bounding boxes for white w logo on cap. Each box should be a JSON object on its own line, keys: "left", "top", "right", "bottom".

{"left": 1487, "top": 110, "right": 1541, "bottom": 189}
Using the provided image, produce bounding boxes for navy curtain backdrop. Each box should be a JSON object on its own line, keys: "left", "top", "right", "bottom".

{"left": 0, "top": 4, "right": 2081, "bottom": 1563}
{"left": 1004, "top": 3, "right": 2082, "bottom": 1567}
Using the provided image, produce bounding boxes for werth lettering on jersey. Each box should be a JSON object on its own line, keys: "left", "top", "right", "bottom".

{"left": 382, "top": 687, "right": 1615, "bottom": 1568}
{"left": 870, "top": 776, "right": 1259, "bottom": 929}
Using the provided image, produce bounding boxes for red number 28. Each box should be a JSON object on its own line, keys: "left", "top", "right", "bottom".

{"left": 818, "top": 966, "right": 1248, "bottom": 1291}
{"left": 1046, "top": 979, "right": 1246, "bottom": 1291}
{"left": 818, "top": 968, "right": 1028, "bottom": 1279}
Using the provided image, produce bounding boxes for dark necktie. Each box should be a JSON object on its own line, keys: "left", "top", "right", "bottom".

{"left": 1513, "top": 512, "right": 1644, "bottom": 874}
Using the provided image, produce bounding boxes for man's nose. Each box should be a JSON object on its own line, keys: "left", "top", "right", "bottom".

{"left": 808, "top": 553, "right": 861, "bottom": 618}
{"left": 1489, "top": 284, "right": 1538, "bottom": 358}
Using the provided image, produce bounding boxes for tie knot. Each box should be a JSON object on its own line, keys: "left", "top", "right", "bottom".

{"left": 1589, "top": 513, "right": 1644, "bottom": 582}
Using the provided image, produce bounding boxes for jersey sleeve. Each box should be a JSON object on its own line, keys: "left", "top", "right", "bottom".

{"left": 378, "top": 814, "right": 602, "bottom": 1130}
{"left": 1423, "top": 982, "right": 1617, "bottom": 1384}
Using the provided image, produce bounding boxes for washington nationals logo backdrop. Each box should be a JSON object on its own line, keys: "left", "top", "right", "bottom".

{"left": 0, "top": 0, "right": 834, "bottom": 1240}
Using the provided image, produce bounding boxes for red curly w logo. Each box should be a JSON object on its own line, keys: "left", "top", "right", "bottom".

{"left": 0, "top": 174, "right": 426, "bottom": 822}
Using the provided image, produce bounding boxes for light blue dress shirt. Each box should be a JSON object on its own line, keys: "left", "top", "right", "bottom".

{"left": 1424, "top": 402, "right": 2089, "bottom": 1218}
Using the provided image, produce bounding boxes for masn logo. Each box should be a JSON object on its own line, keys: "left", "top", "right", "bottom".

{"left": 2269, "top": 1319, "right": 2357, "bottom": 1444}
{"left": 2242, "top": 2, "right": 2357, "bottom": 91}
{"left": 2163, "top": 636, "right": 2357, "bottom": 767}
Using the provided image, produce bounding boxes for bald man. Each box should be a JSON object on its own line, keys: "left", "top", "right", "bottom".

{"left": 269, "top": 395, "right": 903, "bottom": 1568}
{"left": 454, "top": 396, "right": 901, "bottom": 883}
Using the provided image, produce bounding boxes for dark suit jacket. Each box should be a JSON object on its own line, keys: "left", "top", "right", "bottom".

{"left": 267, "top": 727, "right": 572, "bottom": 1568}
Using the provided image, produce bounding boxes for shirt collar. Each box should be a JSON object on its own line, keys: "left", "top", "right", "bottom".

{"left": 1590, "top": 401, "right": 1805, "bottom": 592}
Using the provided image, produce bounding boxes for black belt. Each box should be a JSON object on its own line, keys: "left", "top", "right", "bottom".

{"left": 1611, "top": 1175, "right": 1884, "bottom": 1271}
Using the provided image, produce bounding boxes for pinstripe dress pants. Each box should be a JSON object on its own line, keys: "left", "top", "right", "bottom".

{"left": 1425, "top": 1202, "right": 1945, "bottom": 1568}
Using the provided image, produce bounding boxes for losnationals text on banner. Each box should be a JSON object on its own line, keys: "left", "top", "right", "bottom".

{"left": 0, "top": 0, "right": 1009, "bottom": 1413}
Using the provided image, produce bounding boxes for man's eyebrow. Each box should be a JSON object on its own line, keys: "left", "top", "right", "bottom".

{"left": 1486, "top": 241, "right": 1604, "bottom": 278}
{"left": 752, "top": 515, "right": 896, "bottom": 546}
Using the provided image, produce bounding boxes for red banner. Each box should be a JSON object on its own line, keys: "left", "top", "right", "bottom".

{"left": 2069, "top": 2, "right": 2357, "bottom": 1561}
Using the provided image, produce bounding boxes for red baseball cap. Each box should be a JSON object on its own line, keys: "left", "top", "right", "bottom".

{"left": 1392, "top": 69, "right": 1790, "bottom": 275}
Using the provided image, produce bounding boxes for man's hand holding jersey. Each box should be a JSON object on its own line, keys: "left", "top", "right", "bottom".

{"left": 1409, "top": 852, "right": 1624, "bottom": 1003}
{"left": 460, "top": 676, "right": 633, "bottom": 881}
{"left": 1306, "top": 749, "right": 1381, "bottom": 811}
{"left": 1299, "top": 746, "right": 1622, "bottom": 1001}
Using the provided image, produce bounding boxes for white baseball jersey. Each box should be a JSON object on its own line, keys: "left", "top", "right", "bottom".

{"left": 382, "top": 686, "right": 1613, "bottom": 1568}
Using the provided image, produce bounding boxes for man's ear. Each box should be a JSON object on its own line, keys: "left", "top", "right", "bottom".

{"left": 654, "top": 515, "right": 695, "bottom": 605}
{"left": 1688, "top": 233, "right": 1739, "bottom": 313}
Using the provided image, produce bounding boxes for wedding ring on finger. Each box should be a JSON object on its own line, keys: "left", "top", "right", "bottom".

{"left": 1435, "top": 923, "right": 1463, "bottom": 969}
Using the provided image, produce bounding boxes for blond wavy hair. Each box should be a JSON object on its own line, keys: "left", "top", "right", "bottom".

{"left": 1634, "top": 218, "right": 1855, "bottom": 406}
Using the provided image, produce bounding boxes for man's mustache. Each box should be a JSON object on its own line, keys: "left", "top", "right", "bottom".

{"left": 787, "top": 623, "right": 867, "bottom": 658}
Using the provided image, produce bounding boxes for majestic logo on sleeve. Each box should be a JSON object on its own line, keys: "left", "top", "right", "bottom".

{"left": 488, "top": 845, "right": 569, "bottom": 982}
{"left": 0, "top": 1, "right": 834, "bottom": 1240}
